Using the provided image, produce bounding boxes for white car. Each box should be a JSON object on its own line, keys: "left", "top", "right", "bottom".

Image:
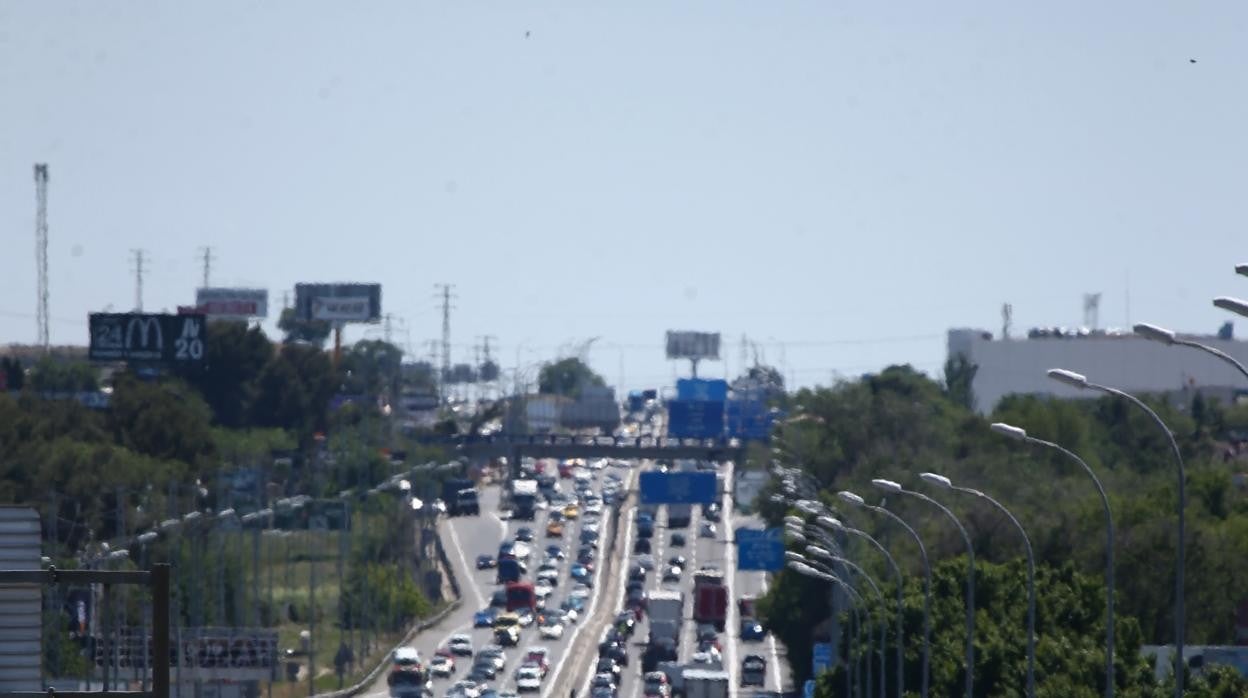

{"left": 536, "top": 568, "right": 559, "bottom": 586}
{"left": 539, "top": 616, "right": 565, "bottom": 639}
{"left": 569, "top": 583, "right": 592, "bottom": 600}
{"left": 534, "top": 580, "right": 554, "bottom": 599}
{"left": 430, "top": 655, "right": 454, "bottom": 678}
{"left": 448, "top": 680, "right": 481, "bottom": 698}
{"left": 634, "top": 554, "right": 655, "bottom": 571}
{"left": 515, "top": 664, "right": 543, "bottom": 693}
{"left": 517, "top": 609, "right": 535, "bottom": 627}
{"left": 448, "top": 634, "right": 473, "bottom": 657}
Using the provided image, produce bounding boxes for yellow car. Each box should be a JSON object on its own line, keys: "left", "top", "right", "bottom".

{"left": 546, "top": 521, "right": 564, "bottom": 537}
{"left": 562, "top": 503, "right": 580, "bottom": 519}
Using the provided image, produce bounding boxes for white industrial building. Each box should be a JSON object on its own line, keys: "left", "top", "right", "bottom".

{"left": 948, "top": 326, "right": 1248, "bottom": 414}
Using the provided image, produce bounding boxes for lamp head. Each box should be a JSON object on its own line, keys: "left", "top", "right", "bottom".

{"left": 816, "top": 515, "right": 843, "bottom": 530}
{"left": 1214, "top": 296, "right": 1248, "bottom": 318}
{"left": 871, "top": 479, "right": 903, "bottom": 494}
{"left": 1133, "top": 322, "right": 1176, "bottom": 345}
{"left": 837, "top": 491, "right": 866, "bottom": 507}
{"left": 1047, "top": 368, "right": 1089, "bottom": 388}
{"left": 919, "top": 472, "right": 953, "bottom": 489}
{"left": 990, "top": 422, "right": 1027, "bottom": 441}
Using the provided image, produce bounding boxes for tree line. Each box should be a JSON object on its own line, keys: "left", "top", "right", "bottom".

{"left": 1, "top": 322, "right": 441, "bottom": 553}
{"left": 756, "top": 363, "right": 1248, "bottom": 696}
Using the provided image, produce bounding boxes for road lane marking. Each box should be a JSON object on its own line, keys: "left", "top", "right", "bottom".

{"left": 445, "top": 515, "right": 486, "bottom": 608}
{"left": 760, "top": 573, "right": 784, "bottom": 690}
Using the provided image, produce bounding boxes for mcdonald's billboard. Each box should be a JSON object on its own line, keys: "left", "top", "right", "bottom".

{"left": 88, "top": 313, "right": 207, "bottom": 364}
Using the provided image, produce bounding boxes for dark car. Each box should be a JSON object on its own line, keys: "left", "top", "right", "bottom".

{"left": 670, "top": 533, "right": 685, "bottom": 548}
{"left": 597, "top": 657, "right": 622, "bottom": 681}
{"left": 580, "top": 529, "right": 600, "bottom": 545}
{"left": 668, "top": 555, "right": 687, "bottom": 568}
{"left": 614, "top": 612, "right": 636, "bottom": 636}
{"left": 629, "top": 565, "right": 647, "bottom": 582}
{"left": 475, "top": 607, "right": 499, "bottom": 628}
{"left": 490, "top": 589, "right": 508, "bottom": 608}
{"left": 741, "top": 618, "right": 766, "bottom": 641}
{"left": 571, "top": 563, "right": 593, "bottom": 584}
{"left": 662, "top": 566, "right": 682, "bottom": 584}
{"left": 702, "top": 502, "right": 721, "bottom": 522}
{"left": 477, "top": 554, "right": 498, "bottom": 570}
{"left": 598, "top": 641, "right": 628, "bottom": 667}
{"left": 515, "top": 527, "right": 535, "bottom": 542}
{"left": 470, "top": 660, "right": 499, "bottom": 680}
{"left": 634, "top": 537, "right": 652, "bottom": 554}
{"left": 545, "top": 545, "right": 565, "bottom": 560}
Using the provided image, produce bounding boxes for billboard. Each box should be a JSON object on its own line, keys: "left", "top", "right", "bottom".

{"left": 194, "top": 288, "right": 268, "bottom": 320}
{"left": 89, "top": 313, "right": 207, "bottom": 364}
{"left": 0, "top": 508, "right": 41, "bottom": 691}
{"left": 294, "top": 283, "right": 381, "bottom": 323}
{"left": 665, "top": 331, "right": 720, "bottom": 360}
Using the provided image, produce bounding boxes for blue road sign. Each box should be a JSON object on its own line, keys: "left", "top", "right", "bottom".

{"left": 639, "top": 471, "right": 718, "bottom": 505}
{"left": 667, "top": 400, "right": 725, "bottom": 439}
{"left": 676, "top": 378, "right": 729, "bottom": 402}
{"left": 812, "top": 642, "right": 833, "bottom": 675}
{"left": 736, "top": 527, "right": 786, "bottom": 571}
{"left": 727, "top": 400, "right": 776, "bottom": 441}
{"left": 803, "top": 679, "right": 817, "bottom": 698}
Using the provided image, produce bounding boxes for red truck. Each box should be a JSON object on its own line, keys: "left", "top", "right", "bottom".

{"left": 693, "top": 569, "right": 728, "bottom": 632}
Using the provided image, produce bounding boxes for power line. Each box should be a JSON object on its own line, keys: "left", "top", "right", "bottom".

{"left": 433, "top": 284, "right": 456, "bottom": 399}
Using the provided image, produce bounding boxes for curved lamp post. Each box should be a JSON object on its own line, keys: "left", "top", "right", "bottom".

{"left": 993, "top": 420, "right": 1115, "bottom": 697}
{"left": 873, "top": 478, "right": 975, "bottom": 698}
{"left": 1048, "top": 367, "right": 1185, "bottom": 697}
{"left": 793, "top": 556, "right": 873, "bottom": 698}
{"left": 789, "top": 557, "right": 869, "bottom": 697}
{"left": 840, "top": 490, "right": 931, "bottom": 698}
{"left": 807, "top": 546, "right": 890, "bottom": 698}
{"left": 1137, "top": 319, "right": 1248, "bottom": 381}
{"left": 817, "top": 516, "right": 905, "bottom": 698}
{"left": 920, "top": 472, "right": 1035, "bottom": 698}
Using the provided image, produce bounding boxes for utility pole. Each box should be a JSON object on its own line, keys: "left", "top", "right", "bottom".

{"left": 34, "top": 164, "right": 49, "bottom": 352}
{"left": 130, "top": 249, "right": 147, "bottom": 311}
{"left": 198, "top": 247, "right": 214, "bottom": 289}
{"left": 433, "top": 284, "right": 456, "bottom": 402}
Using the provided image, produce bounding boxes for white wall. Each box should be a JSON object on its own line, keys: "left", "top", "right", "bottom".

{"left": 948, "top": 328, "right": 1248, "bottom": 414}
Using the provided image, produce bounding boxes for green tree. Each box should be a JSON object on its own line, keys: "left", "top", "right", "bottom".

{"left": 278, "top": 307, "right": 331, "bottom": 346}
{"left": 185, "top": 321, "right": 274, "bottom": 427}
{"left": 0, "top": 357, "right": 24, "bottom": 391}
{"left": 538, "top": 357, "right": 605, "bottom": 397}
{"left": 340, "top": 339, "right": 403, "bottom": 398}
{"left": 109, "top": 373, "right": 215, "bottom": 468}
{"left": 943, "top": 354, "right": 978, "bottom": 411}
{"left": 27, "top": 357, "right": 98, "bottom": 392}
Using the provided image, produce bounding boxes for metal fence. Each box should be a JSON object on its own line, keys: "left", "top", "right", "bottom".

{"left": 0, "top": 565, "right": 170, "bottom": 698}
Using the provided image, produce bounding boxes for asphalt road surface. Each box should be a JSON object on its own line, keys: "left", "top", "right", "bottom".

{"left": 587, "top": 461, "right": 793, "bottom": 698}
{"left": 361, "top": 463, "right": 634, "bottom": 698}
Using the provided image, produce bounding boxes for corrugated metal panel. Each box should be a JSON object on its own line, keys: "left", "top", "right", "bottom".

{"left": 0, "top": 507, "right": 40, "bottom": 691}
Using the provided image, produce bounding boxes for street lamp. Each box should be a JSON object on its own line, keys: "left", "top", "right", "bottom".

{"left": 1046, "top": 368, "right": 1185, "bottom": 697}
{"left": 789, "top": 558, "right": 871, "bottom": 698}
{"left": 818, "top": 516, "right": 905, "bottom": 698}
{"left": 920, "top": 472, "right": 1035, "bottom": 698}
{"left": 806, "top": 546, "right": 890, "bottom": 698}
{"left": 1136, "top": 320, "right": 1248, "bottom": 381}
{"left": 839, "top": 490, "right": 931, "bottom": 698}
{"left": 873, "top": 478, "right": 975, "bottom": 698}
{"left": 992, "top": 420, "right": 1115, "bottom": 696}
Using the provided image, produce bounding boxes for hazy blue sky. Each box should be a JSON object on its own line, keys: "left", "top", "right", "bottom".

{"left": 3, "top": 2, "right": 1246, "bottom": 391}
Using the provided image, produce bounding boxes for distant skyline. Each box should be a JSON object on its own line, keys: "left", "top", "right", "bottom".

{"left": 3, "top": 2, "right": 1246, "bottom": 391}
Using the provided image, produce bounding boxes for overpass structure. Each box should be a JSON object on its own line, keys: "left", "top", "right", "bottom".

{"left": 414, "top": 433, "right": 748, "bottom": 473}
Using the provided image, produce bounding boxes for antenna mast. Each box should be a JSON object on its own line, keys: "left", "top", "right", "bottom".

{"left": 434, "top": 283, "right": 456, "bottom": 400}
{"left": 34, "top": 164, "right": 49, "bottom": 351}
{"left": 131, "top": 249, "right": 147, "bottom": 311}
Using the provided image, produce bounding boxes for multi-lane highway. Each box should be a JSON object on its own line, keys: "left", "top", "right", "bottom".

{"left": 577, "top": 461, "right": 792, "bottom": 698}
{"left": 361, "top": 456, "right": 790, "bottom": 698}
{"left": 362, "top": 461, "right": 633, "bottom": 698}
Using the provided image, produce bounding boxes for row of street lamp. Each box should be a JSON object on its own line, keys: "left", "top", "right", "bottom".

{"left": 780, "top": 274, "right": 1248, "bottom": 698}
